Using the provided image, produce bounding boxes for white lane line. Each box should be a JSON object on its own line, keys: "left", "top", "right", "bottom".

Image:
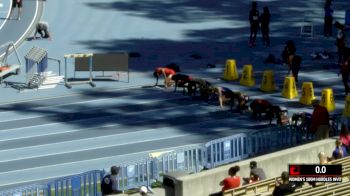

{"left": 13, "top": 0, "right": 38, "bottom": 48}
{"left": 313, "top": 76, "right": 339, "bottom": 81}
{"left": 0, "top": 84, "right": 154, "bottom": 106}
{"left": 0, "top": 103, "right": 201, "bottom": 141}
{"left": 0, "top": 131, "right": 190, "bottom": 163}
{"left": 0, "top": 143, "right": 200, "bottom": 185}
{"left": 0, "top": 96, "right": 185, "bottom": 123}
{"left": 0, "top": 90, "right": 171, "bottom": 114}
{"left": 0, "top": 0, "right": 11, "bottom": 35}
{"left": 0, "top": 117, "right": 231, "bottom": 162}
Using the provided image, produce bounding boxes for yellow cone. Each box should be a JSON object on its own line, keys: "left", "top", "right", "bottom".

{"left": 320, "top": 88, "right": 335, "bottom": 112}
{"left": 223, "top": 59, "right": 238, "bottom": 81}
{"left": 281, "top": 76, "right": 298, "bottom": 99}
{"left": 240, "top": 64, "right": 255, "bottom": 86}
{"left": 299, "top": 82, "right": 316, "bottom": 105}
{"left": 260, "top": 70, "right": 276, "bottom": 92}
{"left": 343, "top": 96, "right": 350, "bottom": 117}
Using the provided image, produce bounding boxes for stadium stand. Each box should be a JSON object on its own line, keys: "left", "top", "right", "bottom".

{"left": 223, "top": 156, "right": 350, "bottom": 196}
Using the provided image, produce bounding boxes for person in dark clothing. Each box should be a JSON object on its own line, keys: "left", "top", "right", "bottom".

{"left": 212, "top": 86, "right": 236, "bottom": 110}
{"left": 340, "top": 56, "right": 350, "bottom": 95}
{"left": 171, "top": 74, "right": 192, "bottom": 93}
{"left": 324, "top": 0, "right": 334, "bottom": 37}
{"left": 9, "top": 0, "right": 22, "bottom": 20}
{"left": 187, "top": 78, "right": 212, "bottom": 99}
{"left": 211, "top": 87, "right": 249, "bottom": 112}
{"left": 250, "top": 99, "right": 272, "bottom": 121}
{"left": 249, "top": 2, "right": 260, "bottom": 48}
{"left": 101, "top": 166, "right": 122, "bottom": 195}
{"left": 291, "top": 55, "right": 302, "bottom": 83}
{"left": 281, "top": 40, "right": 296, "bottom": 74}
{"left": 34, "top": 21, "right": 51, "bottom": 40}
{"left": 260, "top": 6, "right": 271, "bottom": 47}
{"left": 272, "top": 171, "right": 297, "bottom": 196}
{"left": 250, "top": 99, "right": 287, "bottom": 125}
{"left": 335, "top": 21, "right": 347, "bottom": 64}
{"left": 235, "top": 93, "right": 250, "bottom": 114}
{"left": 292, "top": 112, "right": 312, "bottom": 139}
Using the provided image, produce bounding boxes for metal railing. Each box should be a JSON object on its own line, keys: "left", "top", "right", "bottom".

{"left": 115, "top": 158, "right": 152, "bottom": 192}
{"left": 0, "top": 184, "right": 48, "bottom": 196}
{"left": 0, "top": 118, "right": 342, "bottom": 195}
{"left": 47, "top": 170, "right": 104, "bottom": 196}
{"left": 205, "top": 133, "right": 249, "bottom": 169}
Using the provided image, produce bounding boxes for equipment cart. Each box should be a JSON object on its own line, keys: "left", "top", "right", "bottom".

{"left": 0, "top": 42, "right": 22, "bottom": 83}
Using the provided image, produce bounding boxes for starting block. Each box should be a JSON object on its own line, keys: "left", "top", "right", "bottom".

{"left": 240, "top": 64, "right": 255, "bottom": 87}
{"left": 299, "top": 82, "right": 316, "bottom": 105}
{"left": 260, "top": 70, "right": 276, "bottom": 92}
{"left": 223, "top": 59, "right": 238, "bottom": 81}
{"left": 343, "top": 95, "right": 350, "bottom": 117}
{"left": 282, "top": 76, "right": 298, "bottom": 99}
{"left": 320, "top": 88, "right": 335, "bottom": 112}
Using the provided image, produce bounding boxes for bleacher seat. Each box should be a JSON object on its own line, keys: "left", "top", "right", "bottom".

{"left": 222, "top": 156, "right": 350, "bottom": 196}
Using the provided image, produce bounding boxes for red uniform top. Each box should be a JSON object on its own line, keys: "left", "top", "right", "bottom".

{"left": 311, "top": 105, "right": 329, "bottom": 132}
{"left": 340, "top": 134, "right": 350, "bottom": 146}
{"left": 222, "top": 176, "right": 240, "bottom": 191}
{"left": 155, "top": 67, "right": 176, "bottom": 76}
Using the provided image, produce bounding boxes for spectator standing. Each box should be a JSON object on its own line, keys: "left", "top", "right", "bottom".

{"left": 260, "top": 6, "right": 271, "bottom": 47}
{"left": 310, "top": 100, "right": 330, "bottom": 140}
{"left": 332, "top": 138, "right": 349, "bottom": 160}
{"left": 281, "top": 40, "right": 296, "bottom": 74}
{"left": 249, "top": 1, "right": 260, "bottom": 48}
{"left": 335, "top": 21, "right": 347, "bottom": 64}
{"left": 34, "top": 21, "right": 52, "bottom": 40}
{"left": 272, "top": 171, "right": 297, "bottom": 196}
{"left": 9, "top": 0, "right": 22, "bottom": 20}
{"left": 340, "top": 56, "right": 350, "bottom": 95}
{"left": 101, "top": 166, "right": 122, "bottom": 195}
{"left": 324, "top": 0, "right": 334, "bottom": 37}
